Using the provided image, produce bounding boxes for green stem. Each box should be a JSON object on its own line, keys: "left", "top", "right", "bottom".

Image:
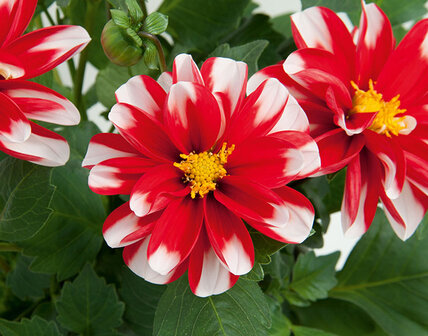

{"left": 138, "top": 32, "right": 167, "bottom": 72}
{"left": 41, "top": 4, "right": 55, "bottom": 26}
{"left": 0, "top": 242, "right": 22, "bottom": 252}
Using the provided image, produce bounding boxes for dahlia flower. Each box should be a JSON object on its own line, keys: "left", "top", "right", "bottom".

{"left": 250, "top": 2, "right": 428, "bottom": 240}
{"left": 0, "top": 0, "right": 90, "bottom": 166}
{"left": 83, "top": 54, "right": 320, "bottom": 296}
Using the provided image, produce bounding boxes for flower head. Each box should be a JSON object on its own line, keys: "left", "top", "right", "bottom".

{"left": 83, "top": 54, "right": 320, "bottom": 296}
{"left": 0, "top": 0, "right": 90, "bottom": 166}
{"left": 250, "top": 2, "right": 428, "bottom": 240}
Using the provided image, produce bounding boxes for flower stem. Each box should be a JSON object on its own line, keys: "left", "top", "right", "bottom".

{"left": 138, "top": 32, "right": 167, "bottom": 73}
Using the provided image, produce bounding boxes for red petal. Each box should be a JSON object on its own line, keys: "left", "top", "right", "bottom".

{"left": 172, "top": 54, "right": 204, "bottom": 85}
{"left": 0, "top": 50, "right": 25, "bottom": 78}
{"left": 0, "top": 91, "right": 30, "bottom": 142}
{"left": 1, "top": 0, "right": 37, "bottom": 45}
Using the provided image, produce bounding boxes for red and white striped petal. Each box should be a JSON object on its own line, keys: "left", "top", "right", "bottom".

{"left": 376, "top": 19, "right": 428, "bottom": 106}
{"left": 204, "top": 197, "right": 254, "bottom": 275}
{"left": 109, "top": 102, "right": 179, "bottom": 161}
{"left": 0, "top": 91, "right": 30, "bottom": 142}
{"left": 269, "top": 94, "right": 310, "bottom": 133}
{"left": 201, "top": 57, "right": 247, "bottom": 117}
{"left": 227, "top": 78, "right": 289, "bottom": 145}
{"left": 0, "top": 51, "right": 25, "bottom": 79}
{"left": 115, "top": 75, "right": 166, "bottom": 123}
{"left": 88, "top": 157, "right": 156, "bottom": 195}
{"left": 215, "top": 176, "right": 290, "bottom": 227}
{"left": 0, "top": 0, "right": 15, "bottom": 45}
{"left": 130, "top": 164, "right": 185, "bottom": 217}
{"left": 164, "top": 82, "right": 221, "bottom": 153}
{"left": 1, "top": 0, "right": 37, "bottom": 45}
{"left": 381, "top": 180, "right": 428, "bottom": 240}
{"left": 269, "top": 131, "right": 321, "bottom": 178}
{"left": 4, "top": 25, "right": 90, "bottom": 79}
{"left": 227, "top": 135, "right": 304, "bottom": 188}
{"left": 147, "top": 197, "right": 204, "bottom": 275}
{"left": 157, "top": 71, "right": 173, "bottom": 92}
{"left": 103, "top": 202, "right": 157, "bottom": 248}
{"left": 123, "top": 236, "right": 187, "bottom": 284}
{"left": 356, "top": 2, "right": 394, "bottom": 86}
{"left": 0, "top": 122, "right": 69, "bottom": 166}
{"left": 82, "top": 133, "right": 140, "bottom": 168}
{"left": 341, "top": 150, "right": 381, "bottom": 237}
{"left": 248, "top": 186, "right": 314, "bottom": 244}
{"left": 291, "top": 6, "right": 355, "bottom": 73}
{"left": 1, "top": 80, "right": 80, "bottom": 125}
{"left": 188, "top": 229, "right": 239, "bottom": 297}
{"left": 172, "top": 54, "right": 204, "bottom": 85}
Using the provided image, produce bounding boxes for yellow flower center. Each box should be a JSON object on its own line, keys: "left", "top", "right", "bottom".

{"left": 174, "top": 143, "right": 235, "bottom": 199}
{"left": 350, "top": 79, "right": 407, "bottom": 137}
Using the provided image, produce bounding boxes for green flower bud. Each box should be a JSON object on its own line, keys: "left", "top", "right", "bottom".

{"left": 101, "top": 20, "right": 143, "bottom": 67}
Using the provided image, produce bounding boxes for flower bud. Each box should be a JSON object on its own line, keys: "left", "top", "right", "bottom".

{"left": 101, "top": 20, "right": 143, "bottom": 67}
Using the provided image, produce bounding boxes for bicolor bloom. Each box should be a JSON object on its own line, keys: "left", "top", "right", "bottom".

{"left": 0, "top": 0, "right": 90, "bottom": 166}
{"left": 249, "top": 2, "right": 428, "bottom": 240}
{"left": 83, "top": 54, "right": 320, "bottom": 296}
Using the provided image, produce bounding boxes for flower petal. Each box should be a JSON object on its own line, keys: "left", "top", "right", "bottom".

{"left": 172, "top": 53, "right": 204, "bottom": 85}
{"left": 2, "top": 0, "right": 37, "bottom": 44}
{"left": 269, "top": 94, "right": 310, "bottom": 133}
{"left": 0, "top": 122, "right": 69, "bottom": 166}
{"left": 188, "top": 229, "right": 239, "bottom": 297}
{"left": 164, "top": 82, "right": 222, "bottom": 153}
{"left": 123, "top": 235, "right": 188, "bottom": 284}
{"left": 148, "top": 197, "right": 204, "bottom": 275}
{"left": 0, "top": 50, "right": 25, "bottom": 79}
{"left": 115, "top": 75, "right": 166, "bottom": 123}
{"left": 204, "top": 196, "right": 254, "bottom": 275}
{"left": 157, "top": 71, "right": 173, "bottom": 92}
{"left": 82, "top": 133, "right": 140, "bottom": 168}
{"left": 1, "top": 80, "right": 80, "bottom": 125}
{"left": 4, "top": 25, "right": 90, "bottom": 79}
{"left": 0, "top": 91, "right": 30, "bottom": 142}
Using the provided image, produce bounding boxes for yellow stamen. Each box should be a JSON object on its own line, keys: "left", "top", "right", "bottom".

{"left": 350, "top": 79, "right": 407, "bottom": 137}
{"left": 174, "top": 142, "right": 235, "bottom": 199}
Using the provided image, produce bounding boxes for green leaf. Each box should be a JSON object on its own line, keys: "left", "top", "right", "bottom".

{"left": 289, "top": 252, "right": 339, "bottom": 303}
{"left": 267, "top": 298, "right": 291, "bottom": 336}
{"left": 153, "top": 277, "right": 271, "bottom": 336}
{"left": 143, "top": 40, "right": 159, "bottom": 69}
{"left": 301, "top": 0, "right": 361, "bottom": 23}
{"left": 271, "top": 14, "right": 292, "bottom": 39}
{"left": 159, "top": 0, "right": 250, "bottom": 51}
{"left": 125, "top": 0, "right": 143, "bottom": 23}
{"left": 20, "top": 122, "right": 105, "bottom": 280}
{"left": 111, "top": 9, "right": 131, "bottom": 29}
{"left": 208, "top": 40, "right": 268, "bottom": 76}
{"left": 6, "top": 256, "right": 50, "bottom": 301}
{"left": 144, "top": 12, "right": 169, "bottom": 35}
{"left": 330, "top": 209, "right": 428, "bottom": 335}
{"left": 29, "top": 70, "right": 53, "bottom": 88}
{"left": 292, "top": 326, "right": 338, "bottom": 336}
{"left": 0, "top": 158, "right": 54, "bottom": 242}
{"left": 56, "top": 264, "right": 125, "bottom": 335}
{"left": 416, "top": 212, "right": 428, "bottom": 240}
{"left": 242, "top": 262, "right": 264, "bottom": 281}
{"left": 0, "top": 316, "right": 61, "bottom": 336}
{"left": 119, "top": 268, "right": 165, "bottom": 335}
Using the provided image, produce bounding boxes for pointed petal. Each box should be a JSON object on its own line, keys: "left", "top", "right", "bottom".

{"left": 2, "top": 0, "right": 37, "bottom": 44}
{"left": 0, "top": 122, "right": 69, "bottom": 166}
{"left": 164, "top": 82, "right": 221, "bottom": 153}
{"left": 109, "top": 102, "right": 179, "bottom": 161}
{"left": 147, "top": 197, "right": 204, "bottom": 275}
{"left": 172, "top": 54, "right": 204, "bottom": 85}
{"left": 0, "top": 91, "right": 30, "bottom": 142}
{"left": 188, "top": 229, "right": 239, "bottom": 297}
{"left": 88, "top": 157, "right": 156, "bottom": 195}
{"left": 227, "top": 135, "right": 304, "bottom": 188}
{"left": 123, "top": 236, "right": 188, "bottom": 284}
{"left": 115, "top": 75, "right": 166, "bottom": 123}
{"left": 247, "top": 186, "right": 314, "bottom": 244}
{"left": 1, "top": 80, "right": 80, "bottom": 125}
{"left": 82, "top": 133, "right": 140, "bottom": 168}
{"left": 157, "top": 71, "right": 173, "bottom": 92}
{"left": 269, "top": 94, "right": 310, "bottom": 133}
{"left": 204, "top": 197, "right": 254, "bottom": 275}
{"left": 5, "top": 25, "right": 90, "bottom": 79}
{"left": 227, "top": 78, "right": 289, "bottom": 145}
{"left": 0, "top": 51, "right": 25, "bottom": 79}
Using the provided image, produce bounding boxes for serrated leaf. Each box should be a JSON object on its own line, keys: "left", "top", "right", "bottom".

{"left": 0, "top": 316, "right": 61, "bottom": 336}
{"left": 111, "top": 9, "right": 131, "bottom": 28}
{"left": 143, "top": 12, "right": 169, "bottom": 35}
{"left": 153, "top": 277, "right": 271, "bottom": 336}
{"left": 208, "top": 40, "right": 268, "bottom": 76}
{"left": 330, "top": 209, "right": 428, "bottom": 335}
{"left": 0, "top": 158, "right": 54, "bottom": 242}
{"left": 289, "top": 251, "right": 339, "bottom": 302}
{"left": 119, "top": 268, "right": 165, "bottom": 335}
{"left": 6, "top": 256, "right": 50, "bottom": 301}
{"left": 249, "top": 228, "right": 287, "bottom": 265}
{"left": 143, "top": 40, "right": 159, "bottom": 70}
{"left": 19, "top": 122, "right": 105, "bottom": 280}
{"left": 56, "top": 264, "right": 124, "bottom": 335}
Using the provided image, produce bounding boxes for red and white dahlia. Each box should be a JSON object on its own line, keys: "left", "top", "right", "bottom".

{"left": 250, "top": 2, "right": 428, "bottom": 240}
{"left": 0, "top": 0, "right": 90, "bottom": 166}
{"left": 83, "top": 54, "right": 320, "bottom": 296}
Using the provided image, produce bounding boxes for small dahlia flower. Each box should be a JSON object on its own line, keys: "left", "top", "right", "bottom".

{"left": 250, "top": 2, "right": 428, "bottom": 240}
{"left": 83, "top": 54, "right": 320, "bottom": 296}
{"left": 0, "top": 0, "right": 90, "bottom": 166}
